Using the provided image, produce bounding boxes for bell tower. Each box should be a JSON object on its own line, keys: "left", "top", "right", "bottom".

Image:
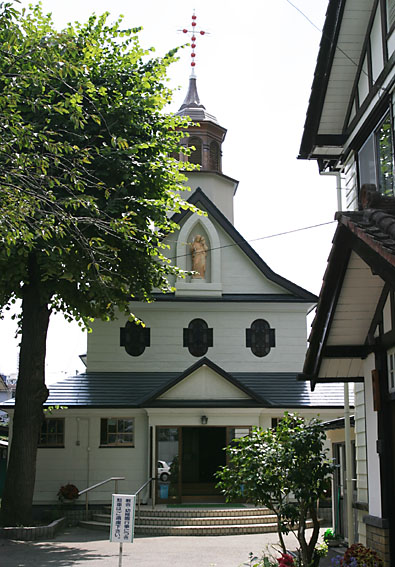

{"left": 175, "top": 13, "right": 238, "bottom": 223}
{"left": 177, "top": 76, "right": 226, "bottom": 173}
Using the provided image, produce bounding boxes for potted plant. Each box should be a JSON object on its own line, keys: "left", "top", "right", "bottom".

{"left": 57, "top": 483, "right": 79, "bottom": 502}
{"left": 323, "top": 528, "right": 342, "bottom": 547}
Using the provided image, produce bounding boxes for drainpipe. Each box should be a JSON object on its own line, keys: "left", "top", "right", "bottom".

{"left": 320, "top": 170, "right": 343, "bottom": 211}
{"left": 344, "top": 382, "right": 354, "bottom": 544}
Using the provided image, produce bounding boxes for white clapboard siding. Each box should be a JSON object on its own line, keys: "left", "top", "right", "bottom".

{"left": 343, "top": 153, "right": 358, "bottom": 211}
{"left": 327, "top": 253, "right": 384, "bottom": 346}
{"left": 34, "top": 410, "right": 148, "bottom": 503}
{"left": 87, "top": 303, "right": 308, "bottom": 374}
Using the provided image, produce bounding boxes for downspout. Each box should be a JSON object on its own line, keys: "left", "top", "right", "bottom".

{"left": 320, "top": 170, "right": 343, "bottom": 211}
{"left": 344, "top": 382, "right": 354, "bottom": 544}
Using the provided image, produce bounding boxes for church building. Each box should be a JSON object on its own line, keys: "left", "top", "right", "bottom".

{"left": 3, "top": 62, "right": 347, "bottom": 507}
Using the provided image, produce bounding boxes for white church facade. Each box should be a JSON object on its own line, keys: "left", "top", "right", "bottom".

{"left": 3, "top": 75, "right": 347, "bottom": 506}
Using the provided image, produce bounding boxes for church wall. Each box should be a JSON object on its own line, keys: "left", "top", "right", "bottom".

{"left": 87, "top": 302, "right": 309, "bottom": 373}
{"left": 18, "top": 404, "right": 342, "bottom": 504}
{"left": 32, "top": 408, "right": 148, "bottom": 504}
{"left": 180, "top": 172, "right": 237, "bottom": 223}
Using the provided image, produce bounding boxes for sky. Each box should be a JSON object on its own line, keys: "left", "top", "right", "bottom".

{"left": 0, "top": 0, "right": 339, "bottom": 380}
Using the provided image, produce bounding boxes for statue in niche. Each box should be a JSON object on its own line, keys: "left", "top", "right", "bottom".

{"left": 190, "top": 235, "right": 208, "bottom": 279}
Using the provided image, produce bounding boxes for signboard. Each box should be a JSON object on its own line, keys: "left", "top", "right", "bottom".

{"left": 110, "top": 494, "right": 136, "bottom": 543}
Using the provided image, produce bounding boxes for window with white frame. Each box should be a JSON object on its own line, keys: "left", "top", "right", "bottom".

{"left": 388, "top": 348, "right": 395, "bottom": 393}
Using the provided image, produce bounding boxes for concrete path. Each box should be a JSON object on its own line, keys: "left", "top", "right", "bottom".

{"left": 0, "top": 527, "right": 344, "bottom": 567}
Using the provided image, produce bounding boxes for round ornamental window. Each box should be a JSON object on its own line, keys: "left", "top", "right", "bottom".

{"left": 246, "top": 319, "right": 275, "bottom": 357}
{"left": 183, "top": 318, "right": 213, "bottom": 357}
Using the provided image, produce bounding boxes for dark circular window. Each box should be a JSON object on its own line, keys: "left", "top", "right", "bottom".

{"left": 246, "top": 319, "right": 275, "bottom": 357}
{"left": 120, "top": 321, "right": 150, "bottom": 357}
{"left": 183, "top": 318, "right": 213, "bottom": 357}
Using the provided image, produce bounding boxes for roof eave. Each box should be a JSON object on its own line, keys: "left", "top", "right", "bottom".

{"left": 299, "top": 0, "right": 347, "bottom": 160}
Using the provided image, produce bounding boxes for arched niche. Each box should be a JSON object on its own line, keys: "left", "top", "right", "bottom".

{"left": 176, "top": 212, "right": 222, "bottom": 293}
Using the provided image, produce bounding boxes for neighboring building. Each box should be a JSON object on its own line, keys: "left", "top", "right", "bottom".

{"left": 0, "top": 374, "right": 14, "bottom": 423}
{"left": 299, "top": 0, "right": 394, "bottom": 211}
{"left": 2, "top": 74, "right": 347, "bottom": 507}
{"left": 299, "top": 0, "right": 395, "bottom": 564}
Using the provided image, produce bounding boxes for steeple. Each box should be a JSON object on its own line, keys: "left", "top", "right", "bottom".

{"left": 177, "top": 75, "right": 219, "bottom": 124}
{"left": 175, "top": 13, "right": 226, "bottom": 173}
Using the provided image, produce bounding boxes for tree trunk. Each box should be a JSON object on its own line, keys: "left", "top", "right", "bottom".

{"left": 298, "top": 505, "right": 320, "bottom": 567}
{"left": 0, "top": 255, "right": 50, "bottom": 526}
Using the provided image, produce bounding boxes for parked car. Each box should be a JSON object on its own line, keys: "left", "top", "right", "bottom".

{"left": 157, "top": 460, "right": 170, "bottom": 481}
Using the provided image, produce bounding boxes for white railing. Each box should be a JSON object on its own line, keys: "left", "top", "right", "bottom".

{"left": 79, "top": 477, "right": 125, "bottom": 520}
{"left": 134, "top": 477, "right": 155, "bottom": 522}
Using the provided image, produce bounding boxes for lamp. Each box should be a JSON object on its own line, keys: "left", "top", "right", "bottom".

{"left": 201, "top": 415, "right": 208, "bottom": 425}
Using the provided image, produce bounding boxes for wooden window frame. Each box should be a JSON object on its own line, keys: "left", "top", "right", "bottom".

{"left": 100, "top": 418, "right": 135, "bottom": 448}
{"left": 38, "top": 418, "right": 65, "bottom": 448}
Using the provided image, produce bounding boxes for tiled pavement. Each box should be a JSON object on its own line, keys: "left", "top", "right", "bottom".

{"left": 0, "top": 526, "right": 345, "bottom": 567}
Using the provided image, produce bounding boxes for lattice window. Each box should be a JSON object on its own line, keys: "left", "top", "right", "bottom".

{"left": 100, "top": 418, "right": 134, "bottom": 447}
{"left": 246, "top": 319, "right": 275, "bottom": 357}
{"left": 39, "top": 418, "right": 64, "bottom": 447}
{"left": 183, "top": 318, "right": 213, "bottom": 357}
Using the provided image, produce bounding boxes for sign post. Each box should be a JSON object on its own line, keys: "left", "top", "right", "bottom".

{"left": 110, "top": 494, "right": 136, "bottom": 566}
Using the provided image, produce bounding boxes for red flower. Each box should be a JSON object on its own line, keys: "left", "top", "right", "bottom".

{"left": 277, "top": 553, "right": 295, "bottom": 567}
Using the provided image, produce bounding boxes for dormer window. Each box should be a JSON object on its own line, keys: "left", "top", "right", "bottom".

{"left": 183, "top": 318, "right": 213, "bottom": 357}
{"left": 189, "top": 137, "right": 202, "bottom": 165}
{"left": 246, "top": 319, "right": 275, "bottom": 357}
{"left": 120, "top": 321, "right": 150, "bottom": 357}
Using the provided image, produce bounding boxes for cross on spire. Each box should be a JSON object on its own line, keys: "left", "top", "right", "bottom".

{"left": 180, "top": 11, "right": 207, "bottom": 76}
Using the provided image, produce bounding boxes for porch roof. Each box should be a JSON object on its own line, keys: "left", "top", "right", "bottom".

{"left": 0, "top": 367, "right": 349, "bottom": 410}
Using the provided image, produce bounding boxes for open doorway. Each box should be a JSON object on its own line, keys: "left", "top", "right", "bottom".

{"left": 181, "top": 427, "right": 226, "bottom": 501}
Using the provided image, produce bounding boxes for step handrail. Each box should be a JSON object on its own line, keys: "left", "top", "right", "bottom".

{"left": 135, "top": 477, "right": 155, "bottom": 522}
{"left": 79, "top": 476, "right": 125, "bottom": 520}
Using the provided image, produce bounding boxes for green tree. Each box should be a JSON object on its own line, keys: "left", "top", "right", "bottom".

{"left": 216, "top": 413, "right": 334, "bottom": 567}
{"left": 0, "top": 1, "right": 194, "bottom": 526}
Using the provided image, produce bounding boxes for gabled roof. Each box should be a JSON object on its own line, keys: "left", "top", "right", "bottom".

{"left": 301, "top": 190, "right": 395, "bottom": 387}
{"left": 170, "top": 188, "right": 318, "bottom": 303}
{"left": 140, "top": 357, "right": 266, "bottom": 406}
{"left": 0, "top": 359, "right": 348, "bottom": 410}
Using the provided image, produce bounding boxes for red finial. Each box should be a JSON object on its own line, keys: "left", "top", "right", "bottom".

{"left": 178, "top": 12, "right": 208, "bottom": 74}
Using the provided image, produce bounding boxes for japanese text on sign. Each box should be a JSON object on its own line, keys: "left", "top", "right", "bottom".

{"left": 110, "top": 494, "right": 136, "bottom": 543}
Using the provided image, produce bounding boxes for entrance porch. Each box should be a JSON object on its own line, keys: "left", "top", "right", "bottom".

{"left": 155, "top": 425, "right": 249, "bottom": 503}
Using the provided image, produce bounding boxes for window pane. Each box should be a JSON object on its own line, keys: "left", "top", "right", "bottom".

{"left": 100, "top": 418, "right": 134, "bottom": 446}
{"left": 377, "top": 115, "right": 394, "bottom": 196}
{"left": 358, "top": 133, "right": 376, "bottom": 187}
{"left": 38, "top": 418, "right": 64, "bottom": 447}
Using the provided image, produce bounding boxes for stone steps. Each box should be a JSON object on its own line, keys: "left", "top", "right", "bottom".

{"left": 79, "top": 505, "right": 296, "bottom": 536}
